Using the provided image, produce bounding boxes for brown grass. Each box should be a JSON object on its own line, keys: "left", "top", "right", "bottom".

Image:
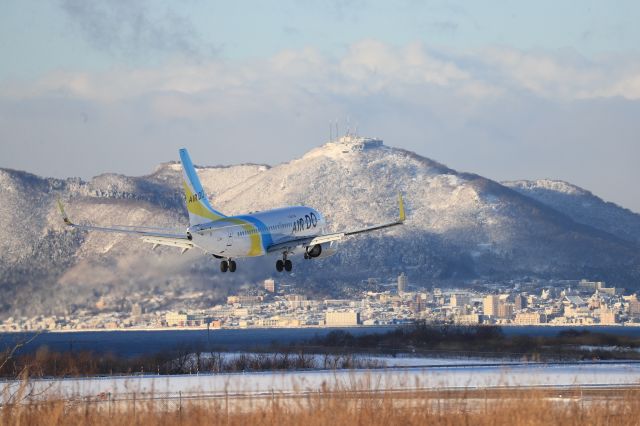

{"left": 2, "top": 385, "right": 640, "bottom": 425}
{"left": 0, "top": 348, "right": 385, "bottom": 378}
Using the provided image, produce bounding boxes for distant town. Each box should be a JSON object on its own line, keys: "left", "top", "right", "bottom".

{"left": 2, "top": 275, "right": 640, "bottom": 332}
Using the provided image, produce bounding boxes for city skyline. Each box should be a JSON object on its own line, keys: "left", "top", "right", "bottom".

{"left": 1, "top": 276, "right": 634, "bottom": 332}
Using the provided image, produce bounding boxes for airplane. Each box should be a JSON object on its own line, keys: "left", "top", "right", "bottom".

{"left": 57, "top": 148, "right": 406, "bottom": 273}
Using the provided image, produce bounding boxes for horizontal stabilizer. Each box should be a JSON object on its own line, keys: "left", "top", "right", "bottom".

{"left": 141, "top": 236, "right": 194, "bottom": 250}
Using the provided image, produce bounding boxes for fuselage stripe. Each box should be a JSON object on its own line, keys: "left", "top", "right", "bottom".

{"left": 189, "top": 207, "right": 322, "bottom": 259}
{"left": 235, "top": 215, "right": 273, "bottom": 251}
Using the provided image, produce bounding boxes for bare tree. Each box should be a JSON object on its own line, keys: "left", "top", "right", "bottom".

{"left": 0, "top": 332, "right": 40, "bottom": 375}
{"left": 1, "top": 331, "right": 46, "bottom": 406}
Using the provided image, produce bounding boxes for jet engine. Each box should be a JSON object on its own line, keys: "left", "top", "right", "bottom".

{"left": 304, "top": 242, "right": 337, "bottom": 259}
{"left": 306, "top": 244, "right": 322, "bottom": 258}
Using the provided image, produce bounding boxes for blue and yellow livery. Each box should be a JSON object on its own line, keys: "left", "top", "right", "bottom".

{"left": 58, "top": 149, "right": 405, "bottom": 273}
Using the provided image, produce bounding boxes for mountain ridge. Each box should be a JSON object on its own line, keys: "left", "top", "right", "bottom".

{"left": 1, "top": 139, "right": 639, "bottom": 317}
{"left": 504, "top": 178, "right": 640, "bottom": 244}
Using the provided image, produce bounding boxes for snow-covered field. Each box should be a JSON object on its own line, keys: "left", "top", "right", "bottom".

{"left": 3, "top": 361, "right": 640, "bottom": 403}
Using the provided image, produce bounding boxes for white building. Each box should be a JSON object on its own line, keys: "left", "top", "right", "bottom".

{"left": 483, "top": 295, "right": 500, "bottom": 317}
{"left": 165, "top": 312, "right": 188, "bottom": 327}
{"left": 451, "top": 294, "right": 471, "bottom": 308}
{"left": 325, "top": 311, "right": 360, "bottom": 326}
{"left": 514, "top": 312, "right": 546, "bottom": 325}
{"left": 397, "top": 273, "right": 407, "bottom": 294}
{"left": 599, "top": 309, "right": 617, "bottom": 325}
{"left": 455, "top": 314, "right": 481, "bottom": 325}
{"left": 264, "top": 279, "right": 276, "bottom": 293}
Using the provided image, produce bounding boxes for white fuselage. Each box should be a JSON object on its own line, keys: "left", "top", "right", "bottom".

{"left": 188, "top": 206, "right": 326, "bottom": 258}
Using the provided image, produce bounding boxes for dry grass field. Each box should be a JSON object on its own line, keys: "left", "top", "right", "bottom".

{"left": 3, "top": 327, "right": 640, "bottom": 425}
{"left": 2, "top": 385, "right": 640, "bottom": 426}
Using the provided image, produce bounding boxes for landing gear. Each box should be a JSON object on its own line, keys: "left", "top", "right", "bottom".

{"left": 275, "top": 256, "right": 293, "bottom": 272}
{"left": 220, "top": 259, "right": 237, "bottom": 273}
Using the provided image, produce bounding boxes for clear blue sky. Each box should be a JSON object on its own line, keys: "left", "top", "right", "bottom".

{"left": 1, "top": 0, "right": 640, "bottom": 211}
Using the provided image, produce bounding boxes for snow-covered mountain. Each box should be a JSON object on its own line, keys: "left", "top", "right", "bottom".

{"left": 1, "top": 138, "right": 640, "bottom": 317}
{"left": 503, "top": 179, "right": 640, "bottom": 244}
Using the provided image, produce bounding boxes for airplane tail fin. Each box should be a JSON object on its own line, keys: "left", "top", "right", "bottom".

{"left": 179, "top": 148, "right": 226, "bottom": 226}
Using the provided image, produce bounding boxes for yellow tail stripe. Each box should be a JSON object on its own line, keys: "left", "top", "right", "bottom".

{"left": 183, "top": 180, "right": 224, "bottom": 221}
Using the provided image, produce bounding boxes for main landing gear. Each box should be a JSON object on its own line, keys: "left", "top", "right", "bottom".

{"left": 275, "top": 255, "right": 292, "bottom": 272}
{"left": 220, "top": 259, "right": 237, "bottom": 273}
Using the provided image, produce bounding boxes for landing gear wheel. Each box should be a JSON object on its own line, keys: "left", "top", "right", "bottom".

{"left": 220, "top": 260, "right": 229, "bottom": 273}
{"left": 304, "top": 253, "right": 309, "bottom": 260}
{"left": 284, "top": 259, "right": 293, "bottom": 272}
{"left": 229, "top": 260, "right": 237, "bottom": 272}
{"left": 276, "top": 259, "right": 284, "bottom": 272}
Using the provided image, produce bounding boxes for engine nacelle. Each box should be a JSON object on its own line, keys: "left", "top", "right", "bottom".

{"left": 306, "top": 244, "right": 322, "bottom": 258}
{"left": 305, "top": 242, "right": 337, "bottom": 259}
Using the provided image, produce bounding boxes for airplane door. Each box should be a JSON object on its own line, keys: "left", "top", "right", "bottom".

{"left": 226, "top": 230, "right": 233, "bottom": 247}
{"left": 213, "top": 229, "right": 228, "bottom": 254}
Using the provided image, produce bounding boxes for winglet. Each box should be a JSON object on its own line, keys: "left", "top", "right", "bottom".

{"left": 398, "top": 192, "right": 406, "bottom": 222}
{"left": 56, "top": 198, "right": 73, "bottom": 226}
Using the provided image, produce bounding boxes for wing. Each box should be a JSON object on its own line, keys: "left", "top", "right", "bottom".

{"left": 267, "top": 193, "right": 406, "bottom": 253}
{"left": 57, "top": 199, "right": 194, "bottom": 251}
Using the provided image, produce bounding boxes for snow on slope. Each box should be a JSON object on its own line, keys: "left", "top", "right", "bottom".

{"left": 0, "top": 169, "right": 66, "bottom": 263}
{"left": 504, "top": 179, "right": 640, "bottom": 244}
{"left": 210, "top": 140, "right": 640, "bottom": 283}
{"left": 0, "top": 163, "right": 272, "bottom": 318}
{"left": 2, "top": 140, "right": 640, "bottom": 317}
